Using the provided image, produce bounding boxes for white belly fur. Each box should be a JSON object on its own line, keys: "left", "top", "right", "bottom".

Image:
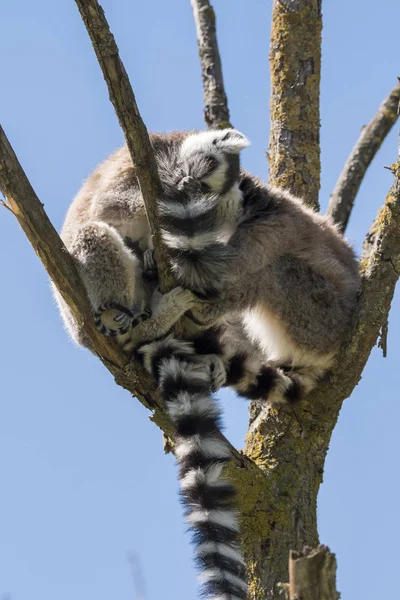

{"left": 242, "top": 304, "right": 335, "bottom": 370}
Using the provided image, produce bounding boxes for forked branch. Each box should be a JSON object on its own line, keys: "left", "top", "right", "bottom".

{"left": 0, "top": 125, "right": 258, "bottom": 474}
{"left": 0, "top": 125, "right": 124, "bottom": 367}
{"left": 73, "top": 0, "right": 174, "bottom": 289}
{"left": 327, "top": 79, "right": 400, "bottom": 232}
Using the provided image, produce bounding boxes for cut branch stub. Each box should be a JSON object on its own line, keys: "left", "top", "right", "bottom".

{"left": 286, "top": 546, "right": 340, "bottom": 600}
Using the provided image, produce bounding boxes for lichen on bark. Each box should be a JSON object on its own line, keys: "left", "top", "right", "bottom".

{"left": 268, "top": 0, "right": 322, "bottom": 210}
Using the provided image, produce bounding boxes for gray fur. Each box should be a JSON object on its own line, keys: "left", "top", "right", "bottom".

{"left": 56, "top": 125, "right": 360, "bottom": 405}
{"left": 159, "top": 137, "right": 361, "bottom": 404}
{"left": 54, "top": 129, "right": 254, "bottom": 600}
{"left": 56, "top": 129, "right": 247, "bottom": 352}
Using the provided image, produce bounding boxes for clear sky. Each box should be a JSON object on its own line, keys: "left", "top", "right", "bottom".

{"left": 0, "top": 1, "right": 399, "bottom": 599}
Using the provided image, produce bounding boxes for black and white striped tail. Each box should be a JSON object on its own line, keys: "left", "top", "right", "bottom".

{"left": 158, "top": 193, "right": 234, "bottom": 296}
{"left": 136, "top": 336, "right": 248, "bottom": 600}
{"left": 225, "top": 353, "right": 328, "bottom": 405}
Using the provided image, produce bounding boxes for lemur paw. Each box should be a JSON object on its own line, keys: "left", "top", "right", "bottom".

{"left": 203, "top": 354, "right": 227, "bottom": 392}
{"left": 143, "top": 249, "right": 158, "bottom": 281}
{"left": 166, "top": 286, "right": 197, "bottom": 313}
{"left": 94, "top": 302, "right": 151, "bottom": 337}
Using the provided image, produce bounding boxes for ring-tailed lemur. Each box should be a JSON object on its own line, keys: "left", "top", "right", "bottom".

{"left": 55, "top": 129, "right": 248, "bottom": 352}
{"left": 157, "top": 131, "right": 361, "bottom": 405}
{"left": 54, "top": 130, "right": 253, "bottom": 600}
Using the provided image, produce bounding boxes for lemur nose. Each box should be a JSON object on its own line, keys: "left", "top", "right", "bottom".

{"left": 177, "top": 175, "right": 201, "bottom": 194}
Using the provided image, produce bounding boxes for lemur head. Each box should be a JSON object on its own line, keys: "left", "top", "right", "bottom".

{"left": 179, "top": 129, "right": 250, "bottom": 195}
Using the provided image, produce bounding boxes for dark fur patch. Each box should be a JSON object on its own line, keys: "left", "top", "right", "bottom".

{"left": 220, "top": 154, "right": 240, "bottom": 195}
{"left": 181, "top": 481, "right": 235, "bottom": 509}
{"left": 162, "top": 372, "right": 209, "bottom": 399}
{"left": 175, "top": 415, "right": 219, "bottom": 438}
{"left": 168, "top": 243, "right": 234, "bottom": 295}
{"left": 150, "top": 346, "right": 192, "bottom": 380}
{"left": 192, "top": 328, "right": 224, "bottom": 356}
{"left": 225, "top": 354, "right": 247, "bottom": 386}
{"left": 190, "top": 519, "right": 239, "bottom": 546}
{"left": 178, "top": 450, "right": 230, "bottom": 478}
{"left": 202, "top": 578, "right": 247, "bottom": 599}
{"left": 284, "top": 380, "right": 303, "bottom": 404}
{"left": 160, "top": 202, "right": 220, "bottom": 237}
{"left": 123, "top": 237, "right": 143, "bottom": 261}
{"left": 239, "top": 366, "right": 277, "bottom": 401}
{"left": 239, "top": 172, "right": 277, "bottom": 224}
{"left": 196, "top": 551, "right": 247, "bottom": 581}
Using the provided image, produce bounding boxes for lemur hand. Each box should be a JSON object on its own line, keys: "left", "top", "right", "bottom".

{"left": 143, "top": 249, "right": 158, "bottom": 281}
{"left": 152, "top": 286, "right": 197, "bottom": 318}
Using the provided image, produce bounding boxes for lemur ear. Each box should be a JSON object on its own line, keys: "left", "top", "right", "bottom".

{"left": 211, "top": 129, "right": 251, "bottom": 153}
{"left": 180, "top": 129, "right": 250, "bottom": 160}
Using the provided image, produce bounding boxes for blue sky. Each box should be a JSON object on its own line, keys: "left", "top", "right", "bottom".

{"left": 0, "top": 1, "right": 399, "bottom": 599}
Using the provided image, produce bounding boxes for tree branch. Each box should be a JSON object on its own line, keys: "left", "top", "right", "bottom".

{"left": 190, "top": 0, "right": 232, "bottom": 129}
{"left": 327, "top": 79, "right": 400, "bottom": 233}
{"left": 0, "top": 125, "right": 124, "bottom": 368}
{"left": 280, "top": 546, "right": 339, "bottom": 600}
{"left": 73, "top": 0, "right": 174, "bottom": 290}
{"left": 240, "top": 157, "right": 400, "bottom": 597}
{"left": 0, "top": 125, "right": 261, "bottom": 481}
{"left": 268, "top": 0, "right": 322, "bottom": 210}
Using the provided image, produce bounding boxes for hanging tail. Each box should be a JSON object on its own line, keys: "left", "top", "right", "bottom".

{"left": 136, "top": 336, "right": 248, "bottom": 600}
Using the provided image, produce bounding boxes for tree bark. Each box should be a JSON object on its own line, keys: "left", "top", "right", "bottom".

{"left": 190, "top": 0, "right": 232, "bottom": 129}
{"left": 2, "top": 2, "right": 400, "bottom": 600}
{"left": 268, "top": 0, "right": 322, "bottom": 210}
{"left": 3, "top": 121, "right": 399, "bottom": 598}
{"left": 282, "top": 546, "right": 339, "bottom": 600}
{"left": 73, "top": 0, "right": 174, "bottom": 290}
{"left": 327, "top": 80, "right": 400, "bottom": 233}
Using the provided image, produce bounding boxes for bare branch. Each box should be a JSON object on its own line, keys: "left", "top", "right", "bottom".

{"left": 73, "top": 0, "right": 174, "bottom": 290}
{"left": 190, "top": 0, "right": 232, "bottom": 129}
{"left": 0, "top": 125, "right": 125, "bottom": 367}
{"left": 268, "top": 0, "right": 322, "bottom": 210}
{"left": 0, "top": 126, "right": 259, "bottom": 480}
{"left": 327, "top": 79, "right": 400, "bottom": 233}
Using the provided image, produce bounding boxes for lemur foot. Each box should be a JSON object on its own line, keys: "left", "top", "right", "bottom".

{"left": 94, "top": 302, "right": 151, "bottom": 337}
{"left": 198, "top": 354, "right": 227, "bottom": 392}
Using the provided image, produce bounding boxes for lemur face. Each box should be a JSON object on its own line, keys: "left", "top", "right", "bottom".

{"left": 179, "top": 129, "right": 250, "bottom": 194}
